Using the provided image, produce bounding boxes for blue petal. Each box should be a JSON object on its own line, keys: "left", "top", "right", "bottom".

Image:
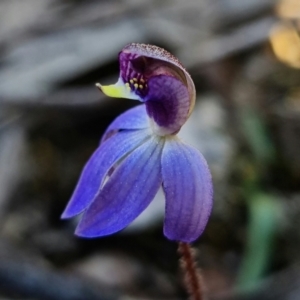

{"left": 161, "top": 139, "right": 213, "bottom": 242}
{"left": 61, "top": 129, "right": 150, "bottom": 218}
{"left": 101, "top": 105, "right": 149, "bottom": 142}
{"left": 75, "top": 137, "right": 163, "bottom": 237}
{"left": 145, "top": 75, "right": 190, "bottom": 135}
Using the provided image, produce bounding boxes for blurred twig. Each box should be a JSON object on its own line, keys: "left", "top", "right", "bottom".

{"left": 180, "top": 17, "right": 277, "bottom": 67}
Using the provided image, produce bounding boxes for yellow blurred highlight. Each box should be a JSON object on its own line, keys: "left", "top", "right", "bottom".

{"left": 269, "top": 22, "right": 300, "bottom": 68}
{"left": 276, "top": 0, "right": 300, "bottom": 19}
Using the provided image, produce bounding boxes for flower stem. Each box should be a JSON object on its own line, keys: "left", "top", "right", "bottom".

{"left": 178, "top": 242, "right": 205, "bottom": 300}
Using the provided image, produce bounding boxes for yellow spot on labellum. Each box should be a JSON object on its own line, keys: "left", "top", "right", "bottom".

{"left": 129, "top": 79, "right": 134, "bottom": 84}
{"left": 139, "top": 85, "right": 143, "bottom": 89}
{"left": 133, "top": 78, "right": 137, "bottom": 82}
{"left": 134, "top": 83, "right": 138, "bottom": 89}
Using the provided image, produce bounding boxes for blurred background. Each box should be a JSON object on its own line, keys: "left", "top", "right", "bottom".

{"left": 0, "top": 0, "right": 300, "bottom": 299}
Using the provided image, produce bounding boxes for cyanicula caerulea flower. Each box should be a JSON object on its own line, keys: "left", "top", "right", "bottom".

{"left": 61, "top": 43, "right": 213, "bottom": 242}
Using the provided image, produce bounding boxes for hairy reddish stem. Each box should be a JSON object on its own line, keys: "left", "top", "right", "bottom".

{"left": 178, "top": 242, "right": 205, "bottom": 300}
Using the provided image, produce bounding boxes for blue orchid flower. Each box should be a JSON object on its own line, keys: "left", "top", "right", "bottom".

{"left": 61, "top": 43, "right": 213, "bottom": 243}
